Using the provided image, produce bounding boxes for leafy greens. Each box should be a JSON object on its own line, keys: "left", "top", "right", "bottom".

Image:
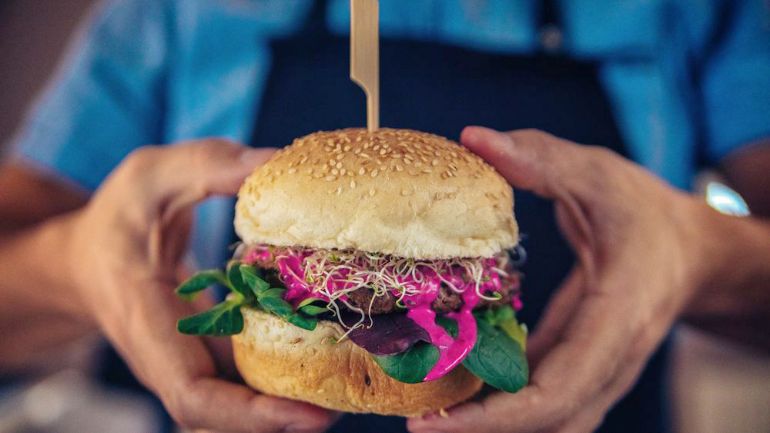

{"left": 175, "top": 264, "right": 528, "bottom": 394}
{"left": 372, "top": 305, "right": 529, "bottom": 393}
{"left": 174, "top": 262, "right": 320, "bottom": 335}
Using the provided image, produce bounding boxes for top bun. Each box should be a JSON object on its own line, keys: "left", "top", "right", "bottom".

{"left": 235, "top": 128, "right": 518, "bottom": 259}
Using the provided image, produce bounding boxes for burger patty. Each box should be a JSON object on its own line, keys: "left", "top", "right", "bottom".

{"left": 262, "top": 267, "right": 520, "bottom": 314}
{"left": 346, "top": 277, "right": 520, "bottom": 314}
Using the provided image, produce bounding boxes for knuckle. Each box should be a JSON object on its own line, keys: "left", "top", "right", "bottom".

{"left": 581, "top": 146, "right": 617, "bottom": 171}
{"left": 165, "top": 384, "right": 201, "bottom": 429}
{"left": 510, "top": 128, "right": 558, "bottom": 148}
{"left": 184, "top": 138, "right": 240, "bottom": 168}
{"left": 122, "top": 145, "right": 161, "bottom": 174}
{"left": 628, "top": 327, "right": 657, "bottom": 363}
{"left": 517, "top": 128, "right": 552, "bottom": 139}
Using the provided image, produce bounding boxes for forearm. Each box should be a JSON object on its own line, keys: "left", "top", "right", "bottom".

{"left": 0, "top": 212, "right": 96, "bottom": 371}
{"left": 685, "top": 204, "right": 770, "bottom": 349}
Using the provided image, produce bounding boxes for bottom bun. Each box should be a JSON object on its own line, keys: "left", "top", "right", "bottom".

{"left": 232, "top": 307, "right": 483, "bottom": 417}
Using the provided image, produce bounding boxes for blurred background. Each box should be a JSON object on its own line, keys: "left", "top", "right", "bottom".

{"left": 1, "top": 1, "right": 769, "bottom": 433}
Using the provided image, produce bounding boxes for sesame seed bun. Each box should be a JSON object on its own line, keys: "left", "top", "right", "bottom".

{"left": 235, "top": 128, "right": 518, "bottom": 258}
{"left": 232, "top": 307, "right": 484, "bottom": 416}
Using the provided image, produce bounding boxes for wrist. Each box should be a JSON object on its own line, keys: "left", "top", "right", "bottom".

{"left": 682, "top": 199, "right": 770, "bottom": 319}
{"left": 40, "top": 210, "right": 97, "bottom": 323}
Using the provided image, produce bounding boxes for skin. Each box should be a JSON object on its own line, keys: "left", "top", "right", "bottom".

{"left": 0, "top": 140, "right": 336, "bottom": 433}
{"left": 407, "top": 127, "right": 770, "bottom": 433}
{"left": 0, "top": 129, "right": 768, "bottom": 432}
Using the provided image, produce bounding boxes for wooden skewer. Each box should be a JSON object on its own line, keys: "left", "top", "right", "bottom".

{"left": 350, "top": 0, "right": 379, "bottom": 132}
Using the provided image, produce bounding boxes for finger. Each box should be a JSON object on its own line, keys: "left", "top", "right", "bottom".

{"left": 168, "top": 378, "right": 335, "bottom": 433}
{"left": 104, "top": 285, "right": 334, "bottom": 433}
{"left": 527, "top": 266, "right": 584, "bottom": 367}
{"left": 460, "top": 126, "right": 579, "bottom": 198}
{"left": 551, "top": 350, "right": 650, "bottom": 433}
{"left": 114, "top": 140, "right": 275, "bottom": 216}
{"left": 410, "top": 292, "right": 636, "bottom": 433}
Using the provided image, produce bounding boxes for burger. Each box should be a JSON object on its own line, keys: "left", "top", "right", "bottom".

{"left": 175, "top": 128, "right": 528, "bottom": 416}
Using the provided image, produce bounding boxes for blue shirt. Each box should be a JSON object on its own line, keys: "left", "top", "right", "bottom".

{"left": 10, "top": 0, "right": 770, "bottom": 268}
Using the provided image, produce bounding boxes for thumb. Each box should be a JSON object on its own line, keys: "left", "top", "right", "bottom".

{"left": 110, "top": 139, "right": 276, "bottom": 213}
{"left": 147, "top": 139, "right": 275, "bottom": 206}
{"left": 460, "top": 126, "right": 580, "bottom": 199}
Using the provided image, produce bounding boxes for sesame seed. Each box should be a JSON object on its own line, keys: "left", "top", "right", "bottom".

{"left": 287, "top": 168, "right": 297, "bottom": 174}
{"left": 358, "top": 167, "right": 366, "bottom": 175}
{"left": 431, "top": 159, "right": 439, "bottom": 166}
{"left": 336, "top": 186, "right": 342, "bottom": 195}
{"left": 340, "top": 168, "right": 347, "bottom": 176}
{"left": 379, "top": 149, "right": 387, "bottom": 156}
{"left": 369, "top": 189, "right": 376, "bottom": 196}
{"left": 371, "top": 169, "right": 379, "bottom": 177}
{"left": 325, "top": 175, "right": 337, "bottom": 181}
{"left": 395, "top": 164, "right": 403, "bottom": 171}
{"left": 313, "top": 172, "right": 323, "bottom": 179}
{"left": 336, "top": 153, "right": 344, "bottom": 160}
{"left": 343, "top": 145, "right": 351, "bottom": 152}
{"left": 422, "top": 168, "right": 432, "bottom": 173}
{"left": 350, "top": 180, "right": 356, "bottom": 188}
{"left": 331, "top": 168, "right": 339, "bottom": 175}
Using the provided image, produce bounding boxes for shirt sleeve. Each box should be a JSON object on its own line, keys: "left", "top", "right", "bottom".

{"left": 701, "top": 0, "right": 770, "bottom": 163}
{"left": 8, "top": 0, "right": 170, "bottom": 192}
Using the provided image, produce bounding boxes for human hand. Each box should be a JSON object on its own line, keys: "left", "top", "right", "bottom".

{"left": 409, "top": 127, "right": 716, "bottom": 433}
{"left": 66, "top": 140, "right": 336, "bottom": 432}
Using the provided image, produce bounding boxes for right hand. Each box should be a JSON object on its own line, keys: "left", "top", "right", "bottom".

{"left": 65, "top": 139, "right": 336, "bottom": 433}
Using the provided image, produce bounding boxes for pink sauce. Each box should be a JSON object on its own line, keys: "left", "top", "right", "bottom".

{"left": 404, "top": 268, "right": 481, "bottom": 381}
{"left": 242, "top": 245, "right": 519, "bottom": 381}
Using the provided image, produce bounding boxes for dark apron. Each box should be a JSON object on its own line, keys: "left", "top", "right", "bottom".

{"left": 250, "top": 1, "right": 669, "bottom": 432}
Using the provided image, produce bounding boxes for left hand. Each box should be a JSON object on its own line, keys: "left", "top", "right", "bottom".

{"left": 408, "top": 127, "right": 718, "bottom": 433}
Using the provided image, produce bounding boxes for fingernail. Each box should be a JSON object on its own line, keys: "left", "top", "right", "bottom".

{"left": 461, "top": 126, "right": 482, "bottom": 145}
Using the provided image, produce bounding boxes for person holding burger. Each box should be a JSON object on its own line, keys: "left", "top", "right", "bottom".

{"left": 1, "top": 1, "right": 770, "bottom": 432}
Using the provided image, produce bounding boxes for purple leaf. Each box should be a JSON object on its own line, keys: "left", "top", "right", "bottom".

{"left": 343, "top": 313, "right": 430, "bottom": 356}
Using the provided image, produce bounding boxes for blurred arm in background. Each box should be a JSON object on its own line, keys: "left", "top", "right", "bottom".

{"left": 0, "top": 0, "right": 167, "bottom": 373}
{"left": 685, "top": 140, "right": 770, "bottom": 349}
{"left": 0, "top": 1, "right": 337, "bottom": 431}
{"left": 681, "top": 0, "right": 770, "bottom": 348}
{"left": 0, "top": 164, "right": 91, "bottom": 372}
